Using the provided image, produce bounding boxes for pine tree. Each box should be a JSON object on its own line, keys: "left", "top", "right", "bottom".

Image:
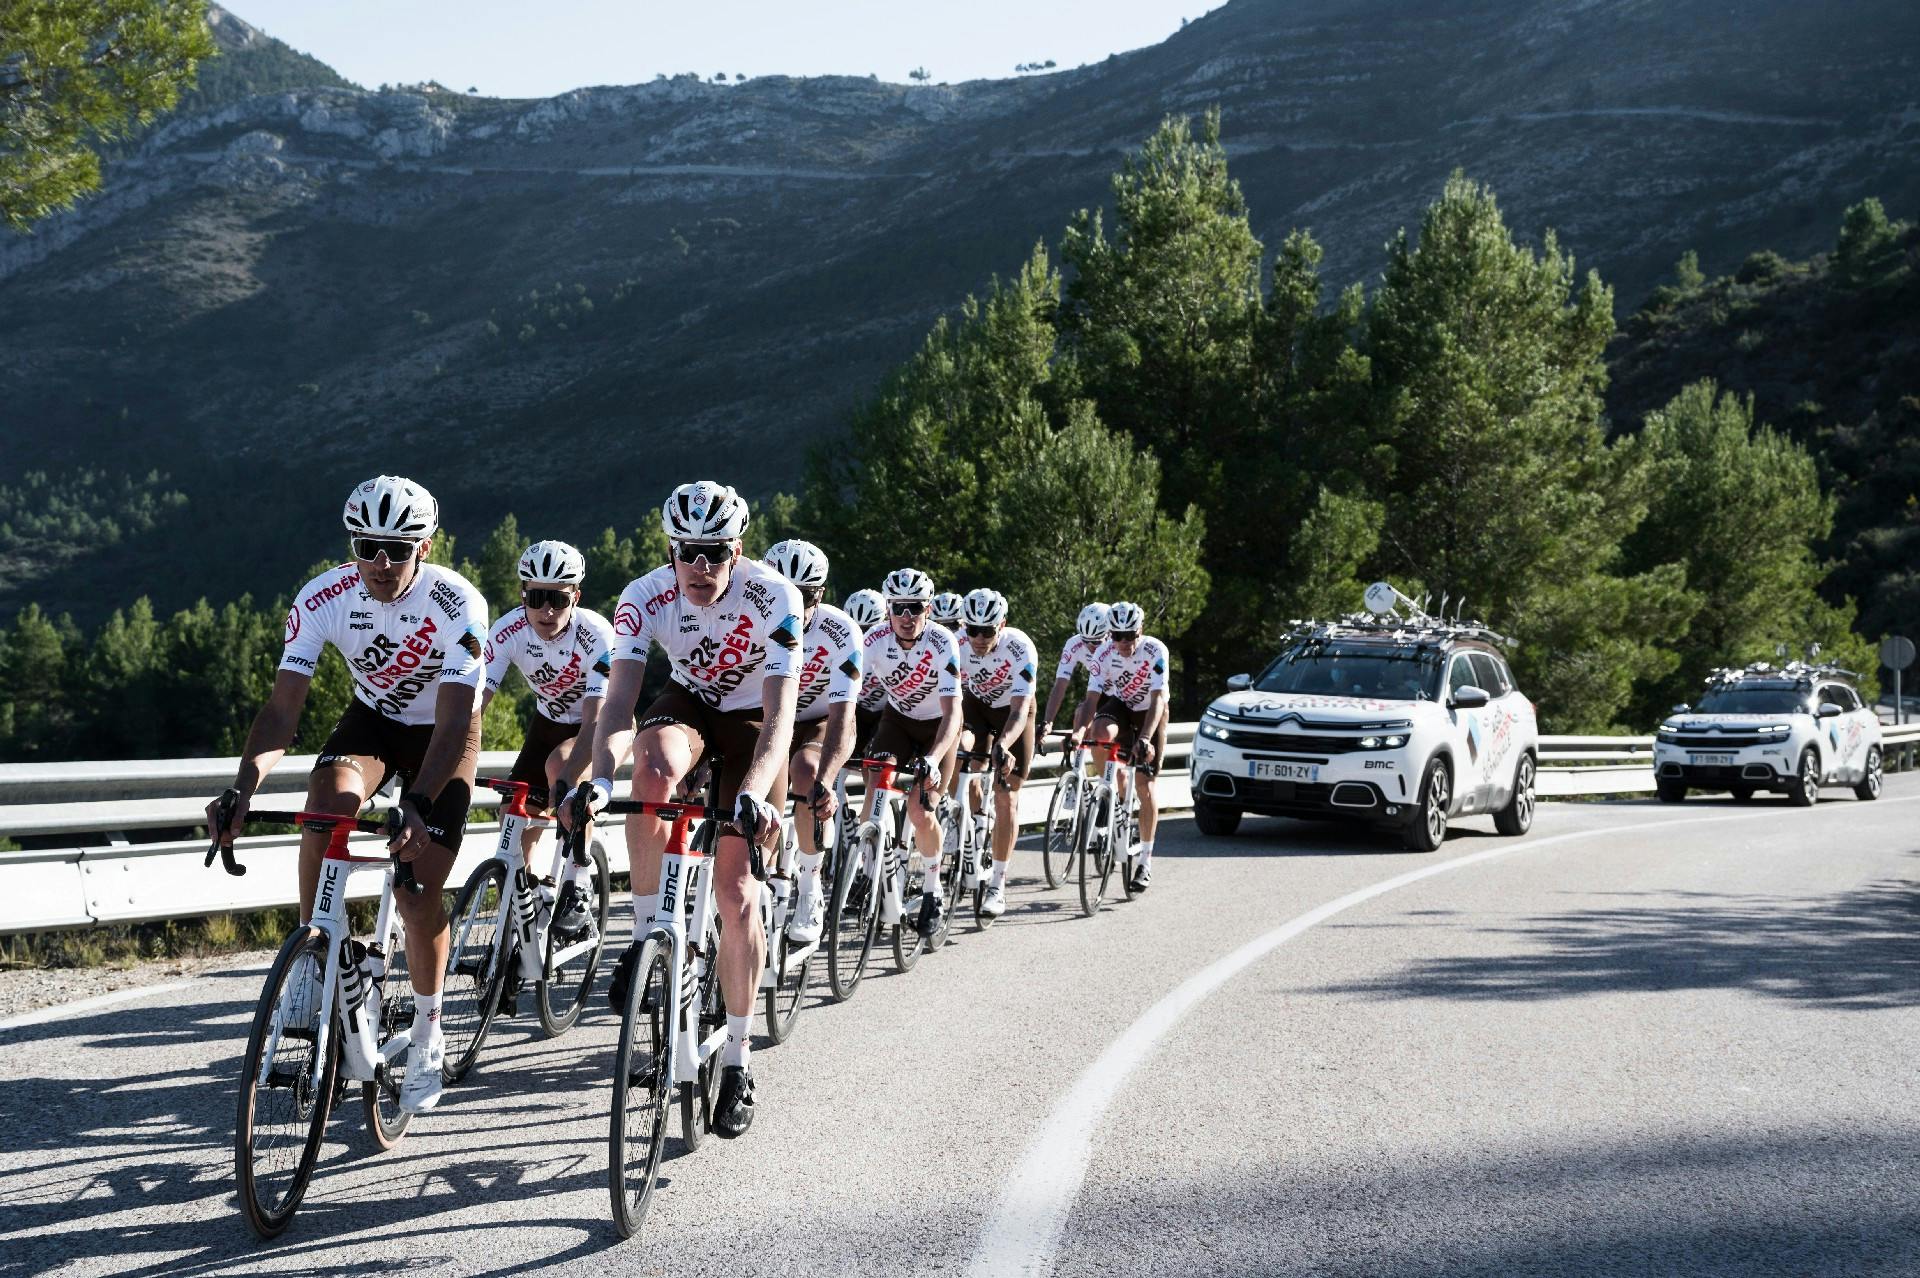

{"left": 0, "top": 604, "right": 73, "bottom": 756}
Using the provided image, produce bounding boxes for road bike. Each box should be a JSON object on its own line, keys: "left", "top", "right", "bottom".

{"left": 760, "top": 793, "right": 824, "bottom": 1044}
{"left": 1040, "top": 735, "right": 1092, "bottom": 889}
{"left": 208, "top": 797, "right": 418, "bottom": 1238}
{"left": 440, "top": 778, "right": 611, "bottom": 1083}
{"left": 943, "top": 741, "right": 1003, "bottom": 934}
{"left": 825, "top": 756, "right": 932, "bottom": 996}
{"left": 1073, "top": 741, "right": 1141, "bottom": 917}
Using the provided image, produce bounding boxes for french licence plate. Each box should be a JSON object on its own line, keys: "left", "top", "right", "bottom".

{"left": 1250, "top": 760, "right": 1319, "bottom": 782}
{"left": 1689, "top": 753, "right": 1735, "bottom": 767}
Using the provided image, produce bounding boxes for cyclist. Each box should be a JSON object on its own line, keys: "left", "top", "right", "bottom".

{"left": 581, "top": 481, "right": 801, "bottom": 1139}
{"left": 844, "top": 587, "right": 887, "bottom": 758}
{"left": 955, "top": 588, "right": 1036, "bottom": 919}
{"left": 1069, "top": 601, "right": 1169, "bottom": 893}
{"left": 761, "top": 539, "right": 862, "bottom": 945}
{"left": 862, "top": 567, "right": 962, "bottom": 938}
{"left": 207, "top": 475, "right": 486, "bottom": 1114}
{"left": 480, "top": 539, "right": 613, "bottom": 934}
{"left": 931, "top": 591, "right": 964, "bottom": 635}
{"left": 1041, "top": 602, "right": 1110, "bottom": 738}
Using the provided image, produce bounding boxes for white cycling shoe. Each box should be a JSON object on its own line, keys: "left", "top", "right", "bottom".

{"left": 786, "top": 882, "right": 825, "bottom": 944}
{"left": 981, "top": 881, "right": 1006, "bottom": 919}
{"left": 400, "top": 1037, "right": 446, "bottom": 1113}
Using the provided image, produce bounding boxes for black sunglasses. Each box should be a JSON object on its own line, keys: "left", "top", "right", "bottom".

{"left": 1111, "top": 630, "right": 1140, "bottom": 642}
{"left": 965, "top": 624, "right": 997, "bottom": 639}
{"left": 890, "top": 600, "right": 926, "bottom": 616}
{"left": 351, "top": 535, "right": 421, "bottom": 563}
{"left": 673, "top": 540, "right": 731, "bottom": 565}
{"left": 523, "top": 587, "right": 574, "bottom": 611}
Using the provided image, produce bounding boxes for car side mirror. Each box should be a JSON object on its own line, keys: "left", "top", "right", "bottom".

{"left": 1226, "top": 673, "right": 1251, "bottom": 692}
{"left": 1817, "top": 702, "right": 1843, "bottom": 718}
{"left": 1451, "top": 685, "right": 1490, "bottom": 710}
{"left": 1670, "top": 703, "right": 1690, "bottom": 715}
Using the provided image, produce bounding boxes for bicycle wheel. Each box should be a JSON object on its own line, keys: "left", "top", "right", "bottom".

{"left": 1042, "top": 773, "right": 1077, "bottom": 889}
{"left": 1115, "top": 798, "right": 1137, "bottom": 902}
{"left": 680, "top": 940, "right": 723, "bottom": 1151}
{"left": 1077, "top": 791, "right": 1110, "bottom": 918}
{"left": 441, "top": 859, "right": 509, "bottom": 1083}
{"left": 538, "top": 840, "right": 611, "bottom": 1037}
{"left": 763, "top": 916, "right": 814, "bottom": 1045}
{"left": 892, "top": 856, "right": 925, "bottom": 973}
{"left": 827, "top": 827, "right": 879, "bottom": 1002}
{"left": 236, "top": 926, "right": 339, "bottom": 1239}
{"left": 360, "top": 927, "right": 412, "bottom": 1151}
{"left": 609, "top": 940, "right": 671, "bottom": 1240}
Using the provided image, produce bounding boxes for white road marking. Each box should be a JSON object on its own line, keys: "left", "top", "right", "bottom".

{"left": 0, "top": 980, "right": 195, "bottom": 1031}
{"left": 968, "top": 799, "right": 1919, "bottom": 1277}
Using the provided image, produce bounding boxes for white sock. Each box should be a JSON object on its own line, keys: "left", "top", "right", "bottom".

{"left": 1138, "top": 841, "right": 1154, "bottom": 869}
{"left": 990, "top": 859, "right": 1007, "bottom": 887}
{"left": 723, "top": 1013, "right": 752, "bottom": 1068}
{"left": 922, "top": 857, "right": 943, "bottom": 898}
{"left": 797, "top": 851, "right": 823, "bottom": 891}
{"left": 411, "top": 991, "right": 442, "bottom": 1046}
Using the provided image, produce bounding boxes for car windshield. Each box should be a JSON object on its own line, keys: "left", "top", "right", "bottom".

{"left": 1254, "top": 641, "right": 1442, "bottom": 701}
{"left": 1694, "top": 686, "right": 1807, "bottom": 715}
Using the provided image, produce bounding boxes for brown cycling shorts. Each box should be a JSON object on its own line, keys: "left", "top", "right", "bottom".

{"left": 638, "top": 684, "right": 777, "bottom": 810}
{"left": 961, "top": 692, "right": 1035, "bottom": 784}
{"left": 508, "top": 712, "right": 580, "bottom": 810}
{"left": 1093, "top": 695, "right": 1169, "bottom": 777}
{"left": 316, "top": 698, "right": 474, "bottom": 851}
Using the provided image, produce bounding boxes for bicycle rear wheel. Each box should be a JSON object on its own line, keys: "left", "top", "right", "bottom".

{"left": 236, "top": 926, "right": 338, "bottom": 1239}
{"left": 763, "top": 920, "right": 814, "bottom": 1044}
{"left": 609, "top": 940, "right": 671, "bottom": 1240}
{"left": 680, "top": 940, "right": 723, "bottom": 1151}
{"left": 538, "top": 840, "right": 612, "bottom": 1037}
{"left": 360, "top": 926, "right": 412, "bottom": 1151}
{"left": 827, "top": 828, "right": 878, "bottom": 1002}
{"left": 1115, "top": 800, "right": 1137, "bottom": 902}
{"left": 441, "top": 859, "right": 509, "bottom": 1082}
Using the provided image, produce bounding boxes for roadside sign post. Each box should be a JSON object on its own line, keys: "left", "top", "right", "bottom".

{"left": 1881, "top": 635, "right": 1916, "bottom": 725}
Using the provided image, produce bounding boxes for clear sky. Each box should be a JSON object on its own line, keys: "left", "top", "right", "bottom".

{"left": 225, "top": 1, "right": 1231, "bottom": 98}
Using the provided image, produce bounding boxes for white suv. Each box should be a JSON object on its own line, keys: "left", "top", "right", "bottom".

{"left": 1653, "top": 662, "right": 1883, "bottom": 805}
{"left": 1189, "top": 586, "right": 1540, "bottom": 851}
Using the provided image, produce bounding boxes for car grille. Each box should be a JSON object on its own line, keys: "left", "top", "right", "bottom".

{"left": 1237, "top": 779, "right": 1337, "bottom": 805}
{"left": 1670, "top": 733, "right": 1772, "bottom": 748}
{"left": 1221, "top": 730, "right": 1366, "bottom": 754}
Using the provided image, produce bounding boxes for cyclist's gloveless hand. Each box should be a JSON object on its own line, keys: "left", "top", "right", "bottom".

{"left": 808, "top": 780, "right": 838, "bottom": 821}
{"left": 206, "top": 790, "right": 249, "bottom": 848}
{"left": 390, "top": 799, "right": 432, "bottom": 860}
{"left": 734, "top": 792, "right": 779, "bottom": 846}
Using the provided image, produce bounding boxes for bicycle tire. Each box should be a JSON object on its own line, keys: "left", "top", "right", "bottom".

{"left": 236, "top": 926, "right": 338, "bottom": 1239}
{"left": 537, "top": 840, "right": 612, "bottom": 1037}
{"left": 360, "top": 924, "right": 412, "bottom": 1151}
{"left": 763, "top": 920, "right": 813, "bottom": 1045}
{"left": 441, "top": 859, "right": 509, "bottom": 1082}
{"left": 680, "top": 936, "right": 723, "bottom": 1151}
{"left": 892, "top": 856, "right": 925, "bottom": 973}
{"left": 827, "top": 826, "right": 879, "bottom": 1001}
{"left": 1078, "top": 789, "right": 1111, "bottom": 917}
{"left": 1041, "top": 775, "right": 1076, "bottom": 889}
{"left": 1115, "top": 795, "right": 1136, "bottom": 902}
{"left": 609, "top": 940, "right": 671, "bottom": 1240}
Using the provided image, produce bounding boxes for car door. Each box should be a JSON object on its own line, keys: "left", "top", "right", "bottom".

{"left": 1470, "top": 652, "right": 1516, "bottom": 807}
{"left": 1830, "top": 684, "right": 1871, "bottom": 779}
{"left": 1444, "top": 652, "right": 1485, "bottom": 812}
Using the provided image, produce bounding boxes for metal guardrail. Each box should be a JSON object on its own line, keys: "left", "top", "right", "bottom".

{"left": 4, "top": 722, "right": 1915, "bottom": 934}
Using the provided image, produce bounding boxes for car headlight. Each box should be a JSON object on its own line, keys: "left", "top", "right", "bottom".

{"left": 1764, "top": 723, "right": 1790, "bottom": 736}
{"left": 1358, "top": 734, "right": 1408, "bottom": 750}
{"left": 1199, "top": 721, "right": 1229, "bottom": 740}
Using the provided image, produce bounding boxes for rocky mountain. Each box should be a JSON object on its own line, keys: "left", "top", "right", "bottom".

{"left": 2, "top": 0, "right": 1917, "bottom": 623}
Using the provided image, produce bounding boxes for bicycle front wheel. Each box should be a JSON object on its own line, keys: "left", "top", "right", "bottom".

{"left": 441, "top": 859, "right": 509, "bottom": 1082}
{"left": 827, "top": 828, "right": 879, "bottom": 1002}
{"left": 892, "top": 857, "right": 925, "bottom": 973}
{"left": 538, "top": 839, "right": 612, "bottom": 1037}
{"left": 609, "top": 939, "right": 671, "bottom": 1239}
{"left": 680, "top": 942, "right": 723, "bottom": 1152}
{"left": 236, "top": 926, "right": 338, "bottom": 1238}
{"left": 1077, "top": 792, "right": 1110, "bottom": 918}
{"left": 1042, "top": 775, "right": 1076, "bottom": 889}
{"left": 763, "top": 920, "right": 814, "bottom": 1045}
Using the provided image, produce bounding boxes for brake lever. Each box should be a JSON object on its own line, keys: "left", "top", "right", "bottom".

{"left": 204, "top": 789, "right": 248, "bottom": 877}
{"left": 384, "top": 808, "right": 424, "bottom": 895}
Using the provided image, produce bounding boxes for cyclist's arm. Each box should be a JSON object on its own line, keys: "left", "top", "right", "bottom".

{"left": 229, "top": 669, "right": 311, "bottom": 798}
{"left": 1139, "top": 688, "right": 1169, "bottom": 747}
{"left": 558, "top": 697, "right": 601, "bottom": 789}
{"left": 927, "top": 692, "right": 963, "bottom": 766}
{"left": 817, "top": 701, "right": 858, "bottom": 783}
{"left": 1002, "top": 692, "right": 1031, "bottom": 746}
{"left": 590, "top": 656, "right": 644, "bottom": 788}
{"left": 414, "top": 680, "right": 481, "bottom": 809}
{"left": 1041, "top": 675, "right": 1072, "bottom": 730}
{"left": 736, "top": 673, "right": 799, "bottom": 804}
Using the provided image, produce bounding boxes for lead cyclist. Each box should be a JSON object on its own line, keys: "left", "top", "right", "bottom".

{"left": 580, "top": 481, "right": 802, "bottom": 1139}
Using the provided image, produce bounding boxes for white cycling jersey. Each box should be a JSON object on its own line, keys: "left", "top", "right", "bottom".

{"left": 793, "top": 603, "right": 863, "bottom": 723}
{"left": 857, "top": 633, "right": 887, "bottom": 712}
{"left": 280, "top": 562, "right": 487, "bottom": 726}
{"left": 611, "top": 560, "right": 802, "bottom": 711}
{"left": 863, "top": 621, "right": 961, "bottom": 721}
{"left": 483, "top": 606, "right": 614, "bottom": 725}
{"left": 961, "top": 625, "right": 1037, "bottom": 709}
{"left": 1054, "top": 633, "right": 1102, "bottom": 682}
{"left": 1088, "top": 634, "right": 1169, "bottom": 712}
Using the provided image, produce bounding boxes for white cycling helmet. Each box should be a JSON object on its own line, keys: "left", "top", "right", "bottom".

{"left": 342, "top": 475, "right": 437, "bottom": 540}
{"left": 1076, "top": 602, "right": 1111, "bottom": 642}
{"left": 517, "top": 539, "right": 586, "bottom": 585}
{"left": 763, "top": 538, "right": 829, "bottom": 591}
{"left": 844, "top": 588, "right": 885, "bottom": 629}
{"left": 1107, "top": 601, "right": 1145, "bottom": 635}
{"left": 661, "top": 480, "right": 749, "bottom": 541}
{"left": 882, "top": 567, "right": 934, "bottom": 601}
{"left": 931, "top": 591, "right": 964, "bottom": 624}
{"left": 962, "top": 588, "right": 1006, "bottom": 627}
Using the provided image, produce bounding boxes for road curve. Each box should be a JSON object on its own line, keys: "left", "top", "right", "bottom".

{"left": 2, "top": 779, "right": 1915, "bottom": 1277}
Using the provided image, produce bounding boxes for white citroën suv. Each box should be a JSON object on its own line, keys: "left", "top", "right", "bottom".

{"left": 1190, "top": 584, "right": 1540, "bottom": 851}
{"left": 1653, "top": 654, "right": 1883, "bottom": 805}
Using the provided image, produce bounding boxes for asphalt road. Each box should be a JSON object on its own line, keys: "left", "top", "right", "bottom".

{"left": 3, "top": 779, "right": 1916, "bottom": 1277}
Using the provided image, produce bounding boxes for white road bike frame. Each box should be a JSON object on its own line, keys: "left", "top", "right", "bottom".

{"left": 1080, "top": 741, "right": 1141, "bottom": 877}
{"left": 448, "top": 780, "right": 597, "bottom": 996}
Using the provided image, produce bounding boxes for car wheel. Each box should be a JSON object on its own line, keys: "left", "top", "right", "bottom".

{"left": 1788, "top": 748, "right": 1819, "bottom": 807}
{"left": 1853, "top": 746, "right": 1882, "bottom": 802}
{"left": 1192, "top": 795, "right": 1242, "bottom": 837}
{"left": 1729, "top": 785, "right": 1755, "bottom": 803}
{"left": 1401, "top": 757, "right": 1450, "bottom": 852}
{"left": 1655, "top": 780, "right": 1687, "bottom": 804}
{"left": 1493, "top": 752, "right": 1535, "bottom": 836}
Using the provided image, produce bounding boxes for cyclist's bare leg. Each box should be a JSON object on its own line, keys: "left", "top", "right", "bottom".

{"left": 628, "top": 723, "right": 700, "bottom": 933}
{"left": 789, "top": 742, "right": 824, "bottom": 856}
{"left": 712, "top": 832, "right": 766, "bottom": 1015}
{"left": 395, "top": 844, "right": 456, "bottom": 996}
{"left": 992, "top": 772, "right": 1020, "bottom": 863}
{"left": 1135, "top": 765, "right": 1159, "bottom": 844}
{"left": 298, "top": 759, "right": 374, "bottom": 919}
